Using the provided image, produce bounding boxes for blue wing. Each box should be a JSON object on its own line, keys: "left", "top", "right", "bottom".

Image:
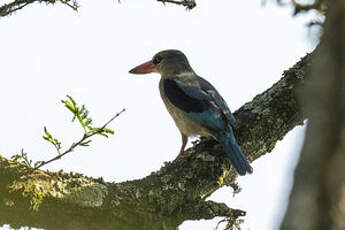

{"left": 163, "top": 78, "right": 237, "bottom": 131}
{"left": 197, "top": 77, "right": 238, "bottom": 128}
{"left": 163, "top": 78, "right": 252, "bottom": 175}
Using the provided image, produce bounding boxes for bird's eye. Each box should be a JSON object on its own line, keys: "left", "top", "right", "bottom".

{"left": 153, "top": 55, "right": 162, "bottom": 65}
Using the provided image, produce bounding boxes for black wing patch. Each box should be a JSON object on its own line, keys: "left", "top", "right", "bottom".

{"left": 163, "top": 79, "right": 206, "bottom": 113}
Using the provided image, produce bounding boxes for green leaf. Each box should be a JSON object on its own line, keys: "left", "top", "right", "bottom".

{"left": 80, "top": 140, "right": 92, "bottom": 146}
{"left": 76, "top": 113, "right": 86, "bottom": 128}
{"left": 53, "top": 138, "right": 61, "bottom": 144}
{"left": 97, "top": 132, "right": 109, "bottom": 138}
{"left": 62, "top": 101, "right": 76, "bottom": 114}
{"left": 104, "top": 128, "right": 115, "bottom": 135}
{"left": 93, "top": 127, "right": 102, "bottom": 132}
{"left": 44, "top": 127, "right": 52, "bottom": 139}
{"left": 11, "top": 154, "right": 21, "bottom": 161}
{"left": 85, "top": 118, "right": 92, "bottom": 126}
{"left": 66, "top": 95, "right": 76, "bottom": 107}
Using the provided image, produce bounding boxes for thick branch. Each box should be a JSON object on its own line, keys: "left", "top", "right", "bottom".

{"left": 0, "top": 53, "right": 310, "bottom": 230}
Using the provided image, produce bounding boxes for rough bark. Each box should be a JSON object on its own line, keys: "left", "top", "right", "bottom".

{"left": 280, "top": 1, "right": 345, "bottom": 230}
{"left": 0, "top": 53, "right": 310, "bottom": 230}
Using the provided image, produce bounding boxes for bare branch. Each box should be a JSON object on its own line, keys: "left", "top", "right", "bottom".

{"left": 99, "top": 108, "right": 126, "bottom": 130}
{"left": 0, "top": 0, "right": 78, "bottom": 17}
{"left": 0, "top": 0, "right": 196, "bottom": 18}
{"left": 157, "top": 0, "right": 196, "bottom": 10}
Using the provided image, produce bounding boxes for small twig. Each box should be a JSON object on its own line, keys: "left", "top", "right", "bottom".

{"left": 214, "top": 218, "right": 228, "bottom": 230}
{"left": 21, "top": 149, "right": 32, "bottom": 167}
{"left": 100, "top": 108, "right": 126, "bottom": 130}
{"left": 61, "top": 0, "right": 79, "bottom": 11}
{"left": 213, "top": 209, "right": 245, "bottom": 230}
{"left": 33, "top": 108, "right": 125, "bottom": 170}
{"left": 63, "top": 2, "right": 77, "bottom": 11}
{"left": 157, "top": 0, "right": 196, "bottom": 10}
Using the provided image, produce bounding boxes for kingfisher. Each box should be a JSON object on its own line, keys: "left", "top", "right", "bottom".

{"left": 129, "top": 50, "right": 252, "bottom": 175}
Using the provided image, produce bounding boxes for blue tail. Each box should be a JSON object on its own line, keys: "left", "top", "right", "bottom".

{"left": 216, "top": 132, "right": 253, "bottom": 176}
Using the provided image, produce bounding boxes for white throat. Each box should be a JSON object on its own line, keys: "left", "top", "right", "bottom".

{"left": 176, "top": 71, "right": 195, "bottom": 78}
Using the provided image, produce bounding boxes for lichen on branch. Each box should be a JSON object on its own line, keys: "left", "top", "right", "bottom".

{"left": 0, "top": 53, "right": 311, "bottom": 230}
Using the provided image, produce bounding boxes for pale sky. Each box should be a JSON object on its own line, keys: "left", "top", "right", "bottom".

{"left": 1, "top": 0, "right": 316, "bottom": 229}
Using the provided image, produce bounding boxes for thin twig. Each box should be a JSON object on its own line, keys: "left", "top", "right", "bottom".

{"left": 213, "top": 209, "right": 245, "bottom": 230}
{"left": 63, "top": 0, "right": 79, "bottom": 11}
{"left": 157, "top": 0, "right": 196, "bottom": 10}
{"left": 33, "top": 108, "right": 126, "bottom": 170}
{"left": 101, "top": 108, "right": 126, "bottom": 129}
{"left": 21, "top": 149, "right": 32, "bottom": 167}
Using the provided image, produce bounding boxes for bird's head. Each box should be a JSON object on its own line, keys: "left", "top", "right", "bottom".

{"left": 129, "top": 50, "right": 194, "bottom": 76}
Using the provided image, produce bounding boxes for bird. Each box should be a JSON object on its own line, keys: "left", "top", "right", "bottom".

{"left": 129, "top": 49, "right": 252, "bottom": 175}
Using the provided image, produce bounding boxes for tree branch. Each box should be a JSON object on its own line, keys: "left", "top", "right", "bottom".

{"left": 0, "top": 53, "right": 311, "bottom": 230}
{"left": 0, "top": 0, "right": 195, "bottom": 18}
{"left": 0, "top": 0, "right": 78, "bottom": 17}
{"left": 156, "top": 0, "right": 196, "bottom": 10}
{"left": 1, "top": 0, "right": 328, "bottom": 18}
